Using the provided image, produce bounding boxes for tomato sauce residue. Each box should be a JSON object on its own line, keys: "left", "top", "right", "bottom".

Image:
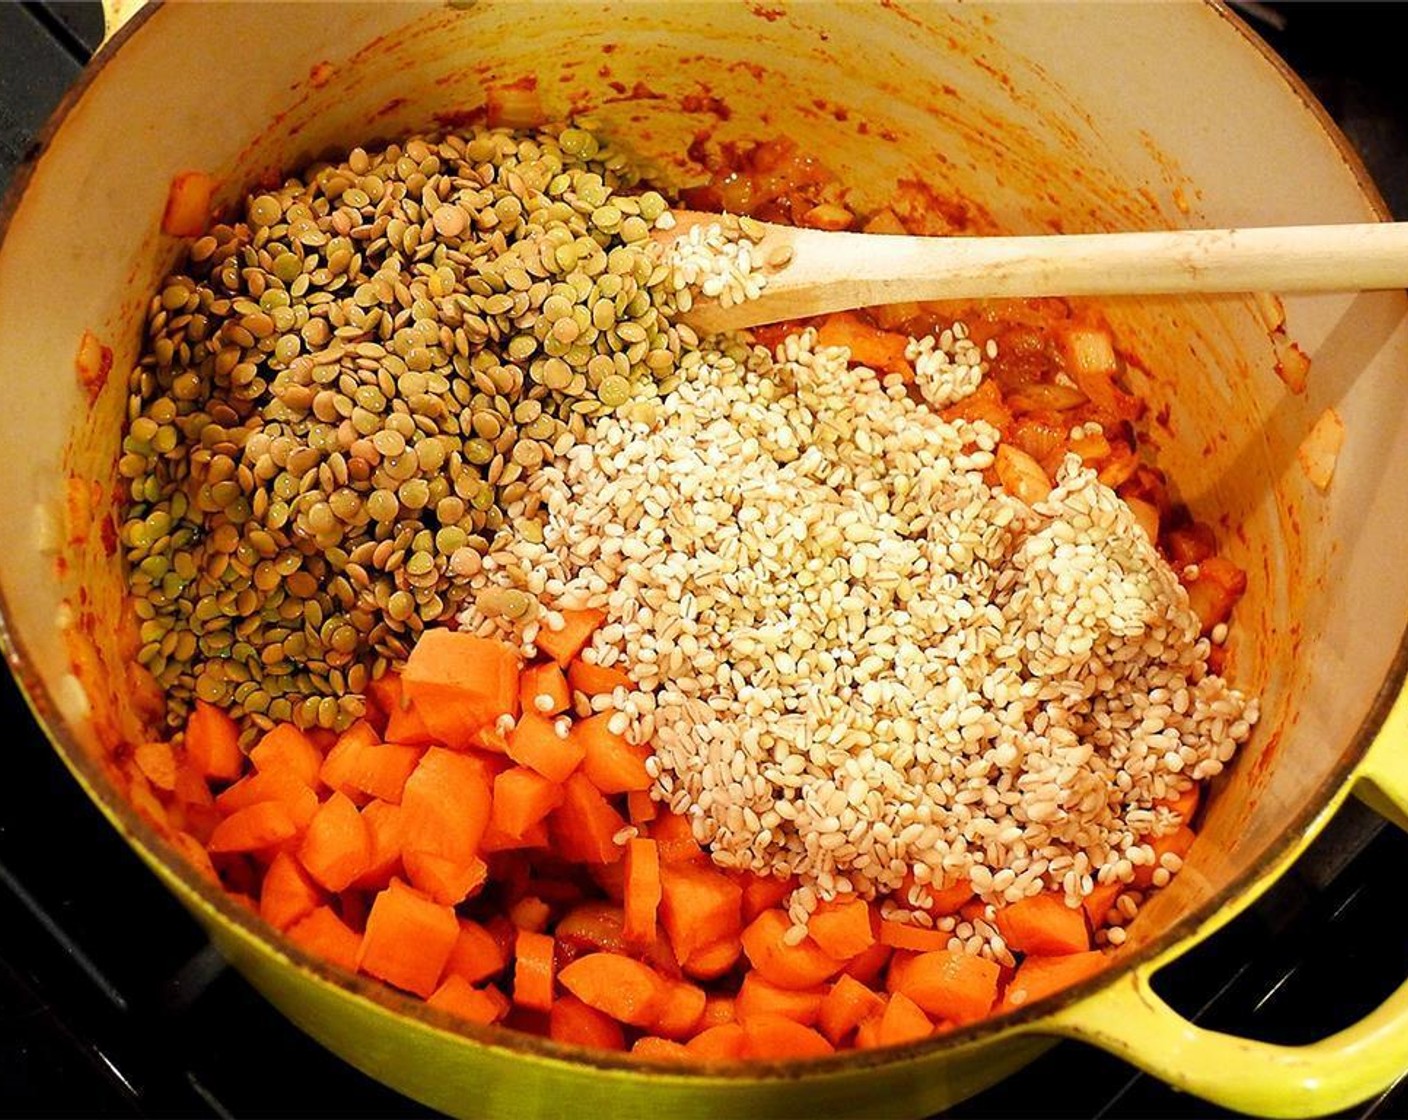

{"left": 370, "top": 97, "right": 410, "bottom": 122}
{"left": 680, "top": 91, "right": 732, "bottom": 121}
{"left": 602, "top": 80, "right": 667, "bottom": 105}
{"left": 74, "top": 330, "right": 113, "bottom": 404}
{"left": 433, "top": 106, "right": 489, "bottom": 131}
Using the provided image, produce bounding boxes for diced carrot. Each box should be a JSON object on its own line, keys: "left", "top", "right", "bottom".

{"left": 567, "top": 659, "right": 634, "bottom": 698}
{"left": 287, "top": 905, "right": 362, "bottom": 973}
{"left": 507, "top": 712, "right": 585, "bottom": 783}
{"left": 877, "top": 991, "right": 933, "bottom": 1045}
{"left": 682, "top": 935, "right": 743, "bottom": 981}
{"left": 660, "top": 862, "right": 744, "bottom": 964}
{"left": 842, "top": 940, "right": 893, "bottom": 987}
{"left": 367, "top": 671, "right": 438, "bottom": 746}
{"left": 650, "top": 811, "right": 704, "bottom": 864}
{"left": 536, "top": 608, "right": 606, "bottom": 668}
{"left": 627, "top": 789, "right": 658, "bottom": 825}
{"left": 401, "top": 630, "right": 520, "bottom": 750}
{"left": 550, "top": 994, "right": 627, "bottom": 1050}
{"left": 307, "top": 728, "right": 339, "bottom": 753}
{"left": 260, "top": 850, "right": 323, "bottom": 931}
{"left": 401, "top": 747, "right": 493, "bottom": 869}
{"left": 549, "top": 773, "right": 627, "bottom": 864}
{"left": 624, "top": 838, "right": 662, "bottom": 946}
{"left": 354, "top": 799, "right": 404, "bottom": 890}
{"left": 403, "top": 851, "right": 488, "bottom": 906}
{"left": 427, "top": 974, "right": 508, "bottom": 1025}
{"left": 249, "top": 724, "right": 323, "bottom": 787}
{"left": 575, "top": 713, "right": 652, "bottom": 794}
{"left": 878, "top": 920, "right": 952, "bottom": 953}
{"left": 700, "top": 994, "right": 736, "bottom": 1030}
{"left": 958, "top": 899, "right": 987, "bottom": 924}
{"left": 520, "top": 662, "right": 571, "bottom": 717}
{"left": 994, "top": 893, "right": 1090, "bottom": 955}
{"left": 632, "top": 1036, "right": 692, "bottom": 1061}
{"left": 653, "top": 979, "right": 707, "bottom": 1039}
{"left": 887, "top": 949, "right": 1000, "bottom": 1023}
{"left": 513, "top": 928, "right": 557, "bottom": 1013}
{"left": 816, "top": 311, "right": 912, "bottom": 377}
{"left": 736, "top": 974, "right": 825, "bottom": 1026}
{"left": 473, "top": 722, "right": 510, "bottom": 754}
{"left": 299, "top": 791, "right": 373, "bottom": 893}
{"left": 486, "top": 769, "right": 559, "bottom": 845}
{"left": 807, "top": 897, "right": 875, "bottom": 960}
{"left": 481, "top": 820, "right": 551, "bottom": 853}
{"left": 446, "top": 918, "right": 510, "bottom": 984}
{"left": 739, "top": 872, "right": 798, "bottom": 923}
{"left": 854, "top": 1009, "right": 885, "bottom": 1050}
{"left": 509, "top": 895, "right": 553, "bottom": 933}
{"left": 557, "top": 952, "right": 669, "bottom": 1029}
{"left": 208, "top": 801, "right": 299, "bottom": 854}
{"left": 818, "top": 973, "right": 887, "bottom": 1046}
{"left": 741, "top": 910, "right": 845, "bottom": 990}
{"left": 740, "top": 1014, "right": 834, "bottom": 1059}
{"left": 215, "top": 766, "right": 319, "bottom": 831}
{"left": 185, "top": 700, "right": 245, "bottom": 782}
{"left": 320, "top": 732, "right": 422, "bottom": 805}
{"left": 686, "top": 1022, "right": 749, "bottom": 1059}
{"left": 134, "top": 741, "right": 180, "bottom": 791}
{"left": 907, "top": 876, "right": 975, "bottom": 916}
{"left": 1160, "top": 783, "right": 1201, "bottom": 827}
{"left": 1081, "top": 881, "right": 1123, "bottom": 930}
{"left": 172, "top": 762, "right": 215, "bottom": 807}
{"left": 214, "top": 852, "right": 259, "bottom": 896}
{"left": 998, "top": 950, "right": 1108, "bottom": 1012}
{"left": 356, "top": 878, "right": 459, "bottom": 998}
{"left": 1132, "top": 826, "right": 1197, "bottom": 889}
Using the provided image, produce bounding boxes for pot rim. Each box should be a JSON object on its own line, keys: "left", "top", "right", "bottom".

{"left": 1, "top": 0, "right": 1404, "bottom": 1082}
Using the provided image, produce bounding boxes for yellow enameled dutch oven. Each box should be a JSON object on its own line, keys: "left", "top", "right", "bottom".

{"left": 3, "top": 2, "right": 1408, "bottom": 1116}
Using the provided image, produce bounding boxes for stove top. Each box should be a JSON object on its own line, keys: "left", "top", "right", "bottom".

{"left": 3, "top": 4, "right": 1406, "bottom": 1116}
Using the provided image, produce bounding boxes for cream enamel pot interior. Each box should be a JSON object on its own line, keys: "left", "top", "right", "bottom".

{"left": 3, "top": 2, "right": 1408, "bottom": 1117}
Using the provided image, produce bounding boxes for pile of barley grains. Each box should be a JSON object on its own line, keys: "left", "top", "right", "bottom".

{"left": 458, "top": 325, "right": 1258, "bottom": 953}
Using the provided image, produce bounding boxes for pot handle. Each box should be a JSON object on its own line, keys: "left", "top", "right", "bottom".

{"left": 1043, "top": 688, "right": 1408, "bottom": 1118}
{"left": 99, "top": 0, "right": 144, "bottom": 45}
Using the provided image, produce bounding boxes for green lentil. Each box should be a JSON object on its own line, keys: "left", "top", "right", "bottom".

{"left": 118, "top": 122, "right": 687, "bottom": 736}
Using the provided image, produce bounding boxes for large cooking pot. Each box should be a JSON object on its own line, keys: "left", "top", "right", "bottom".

{"left": 4, "top": 2, "right": 1408, "bottom": 1116}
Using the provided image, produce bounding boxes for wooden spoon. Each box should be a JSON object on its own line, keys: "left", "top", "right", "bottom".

{"left": 663, "top": 211, "right": 1408, "bottom": 334}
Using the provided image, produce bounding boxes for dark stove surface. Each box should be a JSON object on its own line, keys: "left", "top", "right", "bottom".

{"left": 2, "top": 3, "right": 1407, "bottom": 1116}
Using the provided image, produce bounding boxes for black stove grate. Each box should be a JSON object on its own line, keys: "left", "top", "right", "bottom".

{"left": 3, "top": 4, "right": 1406, "bottom": 1116}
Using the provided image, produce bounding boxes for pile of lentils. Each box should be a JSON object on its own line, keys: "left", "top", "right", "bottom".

{"left": 118, "top": 125, "right": 742, "bottom": 739}
{"left": 456, "top": 326, "right": 1259, "bottom": 954}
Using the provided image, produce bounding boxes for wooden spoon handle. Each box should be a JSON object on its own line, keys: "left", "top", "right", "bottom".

{"left": 679, "top": 219, "right": 1408, "bottom": 334}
